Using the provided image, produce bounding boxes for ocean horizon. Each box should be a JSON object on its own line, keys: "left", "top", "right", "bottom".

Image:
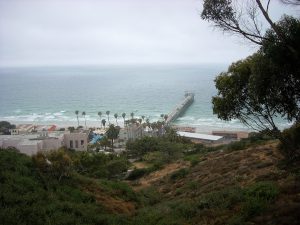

{"left": 0, "top": 64, "right": 292, "bottom": 132}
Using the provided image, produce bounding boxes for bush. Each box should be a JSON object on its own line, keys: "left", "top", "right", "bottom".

{"left": 139, "top": 187, "right": 163, "bottom": 205}
{"left": 241, "top": 181, "right": 279, "bottom": 219}
{"left": 170, "top": 168, "right": 189, "bottom": 180}
{"left": 126, "top": 168, "right": 148, "bottom": 180}
{"left": 197, "top": 187, "right": 243, "bottom": 210}
{"left": 279, "top": 122, "right": 300, "bottom": 161}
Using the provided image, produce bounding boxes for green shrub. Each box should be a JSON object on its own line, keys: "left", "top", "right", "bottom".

{"left": 170, "top": 168, "right": 189, "bottom": 180}
{"left": 126, "top": 168, "right": 148, "bottom": 180}
{"left": 100, "top": 180, "right": 138, "bottom": 202}
{"left": 225, "top": 141, "right": 248, "bottom": 151}
{"left": 279, "top": 122, "right": 300, "bottom": 161}
{"left": 240, "top": 181, "right": 279, "bottom": 219}
{"left": 197, "top": 187, "right": 243, "bottom": 210}
{"left": 244, "top": 181, "right": 279, "bottom": 202}
{"left": 139, "top": 187, "right": 163, "bottom": 205}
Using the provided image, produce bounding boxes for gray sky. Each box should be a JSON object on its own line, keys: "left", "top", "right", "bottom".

{"left": 0, "top": 0, "right": 298, "bottom": 66}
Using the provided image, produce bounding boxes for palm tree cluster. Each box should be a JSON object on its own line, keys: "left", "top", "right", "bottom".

{"left": 75, "top": 110, "right": 169, "bottom": 131}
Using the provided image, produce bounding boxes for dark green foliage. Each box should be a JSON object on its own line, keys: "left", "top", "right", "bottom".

{"left": 126, "top": 168, "right": 148, "bottom": 180}
{"left": 197, "top": 187, "right": 244, "bottom": 210}
{"left": 0, "top": 149, "right": 138, "bottom": 225}
{"left": 132, "top": 182, "right": 279, "bottom": 225}
{"left": 0, "top": 121, "right": 16, "bottom": 134}
{"left": 126, "top": 136, "right": 188, "bottom": 163}
{"left": 139, "top": 187, "right": 163, "bottom": 206}
{"left": 126, "top": 136, "right": 159, "bottom": 157}
{"left": 99, "top": 179, "right": 139, "bottom": 202}
{"left": 170, "top": 168, "right": 189, "bottom": 180}
{"left": 279, "top": 122, "right": 300, "bottom": 161}
{"left": 68, "top": 126, "right": 75, "bottom": 132}
{"left": 211, "top": 15, "right": 300, "bottom": 137}
{"left": 106, "top": 124, "right": 120, "bottom": 149}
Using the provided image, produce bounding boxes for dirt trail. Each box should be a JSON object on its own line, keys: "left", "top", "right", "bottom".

{"left": 132, "top": 161, "right": 190, "bottom": 190}
{"left": 83, "top": 185, "right": 136, "bottom": 215}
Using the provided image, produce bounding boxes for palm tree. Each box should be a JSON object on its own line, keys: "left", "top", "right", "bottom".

{"left": 75, "top": 110, "right": 79, "bottom": 127}
{"left": 122, "top": 113, "right": 126, "bottom": 127}
{"left": 82, "top": 111, "right": 86, "bottom": 128}
{"left": 146, "top": 118, "right": 151, "bottom": 129}
{"left": 130, "top": 112, "right": 134, "bottom": 120}
{"left": 98, "top": 111, "right": 102, "bottom": 127}
{"left": 114, "top": 113, "right": 118, "bottom": 126}
{"left": 138, "top": 118, "right": 142, "bottom": 124}
{"left": 100, "top": 136, "right": 110, "bottom": 150}
{"left": 160, "top": 114, "right": 164, "bottom": 120}
{"left": 164, "top": 114, "right": 168, "bottom": 122}
{"left": 141, "top": 115, "right": 145, "bottom": 122}
{"left": 106, "top": 124, "right": 120, "bottom": 150}
{"left": 106, "top": 111, "right": 110, "bottom": 124}
{"left": 101, "top": 119, "right": 106, "bottom": 129}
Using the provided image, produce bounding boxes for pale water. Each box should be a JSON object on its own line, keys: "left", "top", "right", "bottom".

{"left": 0, "top": 65, "right": 291, "bottom": 132}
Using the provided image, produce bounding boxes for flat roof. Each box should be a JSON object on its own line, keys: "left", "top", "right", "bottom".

{"left": 177, "top": 131, "right": 223, "bottom": 141}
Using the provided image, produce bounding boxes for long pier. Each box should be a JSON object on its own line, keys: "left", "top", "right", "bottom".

{"left": 166, "top": 92, "right": 195, "bottom": 124}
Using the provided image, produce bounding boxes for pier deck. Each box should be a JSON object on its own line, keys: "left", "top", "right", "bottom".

{"left": 166, "top": 92, "right": 194, "bottom": 124}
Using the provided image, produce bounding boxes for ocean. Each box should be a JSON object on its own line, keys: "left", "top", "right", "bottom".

{"left": 0, "top": 65, "right": 291, "bottom": 132}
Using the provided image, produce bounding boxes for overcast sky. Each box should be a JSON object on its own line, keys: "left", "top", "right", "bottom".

{"left": 0, "top": 0, "right": 298, "bottom": 67}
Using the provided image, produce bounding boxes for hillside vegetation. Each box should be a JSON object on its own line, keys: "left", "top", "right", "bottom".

{"left": 1, "top": 133, "right": 299, "bottom": 225}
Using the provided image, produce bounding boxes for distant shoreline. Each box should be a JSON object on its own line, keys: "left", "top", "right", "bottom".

{"left": 6, "top": 120, "right": 252, "bottom": 134}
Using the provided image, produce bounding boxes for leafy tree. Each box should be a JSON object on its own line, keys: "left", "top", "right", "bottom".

{"left": 212, "top": 16, "right": 300, "bottom": 135}
{"left": 212, "top": 54, "right": 282, "bottom": 133}
{"left": 279, "top": 122, "right": 300, "bottom": 161}
{"left": 0, "top": 121, "right": 16, "bottom": 134}
{"left": 68, "top": 126, "right": 75, "bottom": 132}
{"left": 33, "top": 148, "right": 73, "bottom": 181}
{"left": 75, "top": 110, "right": 80, "bottom": 127}
{"left": 201, "top": 0, "right": 299, "bottom": 49}
{"left": 106, "top": 124, "right": 120, "bottom": 150}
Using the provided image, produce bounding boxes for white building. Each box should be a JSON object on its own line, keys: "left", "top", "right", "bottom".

{"left": 118, "top": 124, "right": 144, "bottom": 142}
{"left": 63, "top": 132, "right": 88, "bottom": 151}
{"left": 0, "top": 130, "right": 89, "bottom": 155}
{"left": 177, "top": 131, "right": 224, "bottom": 144}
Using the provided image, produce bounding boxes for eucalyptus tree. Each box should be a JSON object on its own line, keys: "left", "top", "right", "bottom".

{"left": 82, "top": 111, "right": 86, "bottom": 129}
{"left": 75, "top": 110, "right": 79, "bottom": 127}
{"left": 106, "top": 111, "right": 110, "bottom": 124}
{"left": 202, "top": 1, "right": 300, "bottom": 137}
{"left": 114, "top": 113, "right": 118, "bottom": 126}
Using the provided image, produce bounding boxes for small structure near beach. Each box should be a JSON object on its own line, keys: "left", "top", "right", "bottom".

{"left": 177, "top": 131, "right": 224, "bottom": 144}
